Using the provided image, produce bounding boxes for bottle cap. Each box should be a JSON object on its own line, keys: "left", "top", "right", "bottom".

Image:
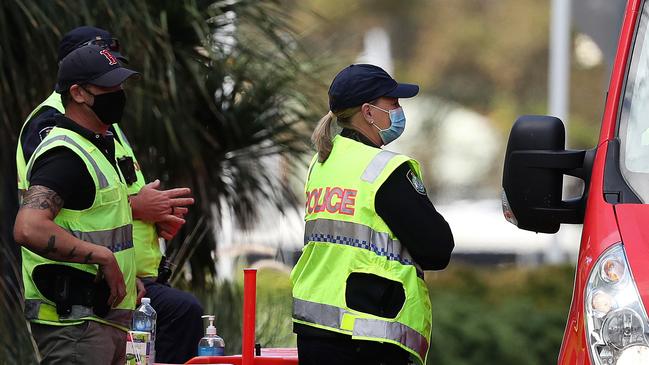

{"left": 141, "top": 298, "right": 151, "bottom": 305}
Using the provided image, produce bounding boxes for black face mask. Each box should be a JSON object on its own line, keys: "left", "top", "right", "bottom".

{"left": 82, "top": 88, "right": 126, "bottom": 125}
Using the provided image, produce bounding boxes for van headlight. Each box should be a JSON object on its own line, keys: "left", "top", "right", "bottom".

{"left": 585, "top": 244, "right": 649, "bottom": 364}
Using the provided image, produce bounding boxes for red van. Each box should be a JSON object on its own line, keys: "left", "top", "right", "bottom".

{"left": 502, "top": 0, "right": 649, "bottom": 363}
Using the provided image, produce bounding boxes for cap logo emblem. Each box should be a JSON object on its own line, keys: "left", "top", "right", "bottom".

{"left": 100, "top": 49, "right": 118, "bottom": 65}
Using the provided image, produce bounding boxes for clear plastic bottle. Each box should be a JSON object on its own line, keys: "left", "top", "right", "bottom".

{"left": 132, "top": 297, "right": 157, "bottom": 364}
{"left": 198, "top": 315, "right": 225, "bottom": 356}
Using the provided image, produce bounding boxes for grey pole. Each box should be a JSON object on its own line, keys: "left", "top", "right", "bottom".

{"left": 549, "top": 0, "right": 572, "bottom": 124}
{"left": 547, "top": 0, "right": 572, "bottom": 264}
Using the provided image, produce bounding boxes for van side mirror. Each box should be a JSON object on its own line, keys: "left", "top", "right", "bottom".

{"left": 502, "top": 115, "right": 593, "bottom": 233}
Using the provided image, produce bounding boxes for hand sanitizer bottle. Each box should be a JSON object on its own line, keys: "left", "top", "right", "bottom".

{"left": 197, "top": 315, "right": 225, "bottom": 356}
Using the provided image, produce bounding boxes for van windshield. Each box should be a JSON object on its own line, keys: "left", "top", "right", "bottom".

{"left": 619, "top": 1, "right": 649, "bottom": 203}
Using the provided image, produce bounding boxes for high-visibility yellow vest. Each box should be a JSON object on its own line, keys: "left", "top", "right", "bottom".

{"left": 291, "top": 135, "right": 432, "bottom": 365}
{"left": 22, "top": 127, "right": 136, "bottom": 330}
{"left": 16, "top": 92, "right": 161, "bottom": 278}
{"left": 112, "top": 125, "right": 161, "bottom": 278}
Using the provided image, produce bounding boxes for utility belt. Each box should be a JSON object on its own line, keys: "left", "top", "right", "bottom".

{"left": 32, "top": 264, "right": 111, "bottom": 318}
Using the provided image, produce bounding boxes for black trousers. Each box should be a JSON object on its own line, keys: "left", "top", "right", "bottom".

{"left": 297, "top": 335, "right": 411, "bottom": 365}
{"left": 143, "top": 279, "right": 204, "bottom": 363}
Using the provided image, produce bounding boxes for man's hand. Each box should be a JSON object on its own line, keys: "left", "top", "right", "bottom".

{"left": 129, "top": 179, "right": 194, "bottom": 224}
{"left": 97, "top": 248, "right": 127, "bottom": 307}
{"left": 156, "top": 206, "right": 188, "bottom": 240}
{"left": 136, "top": 278, "right": 147, "bottom": 305}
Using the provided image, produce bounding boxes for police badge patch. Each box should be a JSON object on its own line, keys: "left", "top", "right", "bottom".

{"left": 406, "top": 170, "right": 427, "bottom": 195}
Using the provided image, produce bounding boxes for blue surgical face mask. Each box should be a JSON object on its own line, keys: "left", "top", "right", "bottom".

{"left": 369, "top": 104, "right": 406, "bottom": 145}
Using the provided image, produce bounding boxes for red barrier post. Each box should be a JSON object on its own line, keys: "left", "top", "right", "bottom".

{"left": 242, "top": 269, "right": 257, "bottom": 365}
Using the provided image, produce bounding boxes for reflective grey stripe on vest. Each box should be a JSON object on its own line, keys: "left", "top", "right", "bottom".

{"left": 25, "top": 299, "right": 133, "bottom": 328}
{"left": 68, "top": 224, "right": 133, "bottom": 253}
{"left": 354, "top": 318, "right": 428, "bottom": 362}
{"left": 304, "top": 218, "right": 423, "bottom": 275}
{"left": 361, "top": 150, "right": 398, "bottom": 183}
{"left": 293, "top": 298, "right": 428, "bottom": 361}
{"left": 26, "top": 135, "right": 109, "bottom": 189}
{"left": 293, "top": 298, "right": 343, "bottom": 328}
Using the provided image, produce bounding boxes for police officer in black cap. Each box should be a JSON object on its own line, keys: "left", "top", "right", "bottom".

{"left": 15, "top": 44, "right": 140, "bottom": 365}
{"left": 291, "top": 64, "right": 455, "bottom": 365}
{"left": 15, "top": 26, "right": 204, "bottom": 364}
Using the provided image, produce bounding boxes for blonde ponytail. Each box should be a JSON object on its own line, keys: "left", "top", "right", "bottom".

{"left": 311, "top": 107, "right": 360, "bottom": 162}
{"left": 312, "top": 111, "right": 336, "bottom": 162}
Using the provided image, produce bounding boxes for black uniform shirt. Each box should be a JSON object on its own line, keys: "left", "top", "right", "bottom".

{"left": 295, "top": 128, "right": 454, "bottom": 338}
{"left": 28, "top": 114, "right": 120, "bottom": 210}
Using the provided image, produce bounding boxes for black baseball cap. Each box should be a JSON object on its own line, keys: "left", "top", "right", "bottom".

{"left": 328, "top": 64, "right": 419, "bottom": 111}
{"left": 58, "top": 26, "right": 126, "bottom": 62}
{"left": 56, "top": 45, "right": 139, "bottom": 93}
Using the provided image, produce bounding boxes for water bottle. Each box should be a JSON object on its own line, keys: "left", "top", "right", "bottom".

{"left": 132, "top": 297, "right": 157, "bottom": 364}
{"left": 198, "top": 315, "right": 225, "bottom": 356}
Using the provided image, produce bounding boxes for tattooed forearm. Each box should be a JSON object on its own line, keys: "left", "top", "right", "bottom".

{"left": 66, "top": 246, "right": 77, "bottom": 259}
{"left": 20, "top": 185, "right": 64, "bottom": 216}
{"left": 83, "top": 252, "right": 94, "bottom": 264}
{"left": 41, "top": 235, "right": 58, "bottom": 255}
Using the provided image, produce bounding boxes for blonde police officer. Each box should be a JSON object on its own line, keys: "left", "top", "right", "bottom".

{"left": 291, "top": 64, "right": 454, "bottom": 365}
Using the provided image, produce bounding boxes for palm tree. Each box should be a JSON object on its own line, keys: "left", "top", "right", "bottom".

{"left": 1, "top": 0, "right": 320, "bottom": 360}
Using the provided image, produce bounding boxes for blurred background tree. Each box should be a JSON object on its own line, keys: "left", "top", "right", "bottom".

{"left": 291, "top": 0, "right": 610, "bottom": 148}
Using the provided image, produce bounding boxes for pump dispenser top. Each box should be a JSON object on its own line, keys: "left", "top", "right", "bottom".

{"left": 198, "top": 314, "right": 225, "bottom": 356}
{"left": 203, "top": 315, "right": 216, "bottom": 335}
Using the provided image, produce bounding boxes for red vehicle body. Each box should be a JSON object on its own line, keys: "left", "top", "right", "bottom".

{"left": 502, "top": 0, "right": 649, "bottom": 364}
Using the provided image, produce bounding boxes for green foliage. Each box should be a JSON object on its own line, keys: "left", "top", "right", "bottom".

{"left": 427, "top": 265, "right": 574, "bottom": 365}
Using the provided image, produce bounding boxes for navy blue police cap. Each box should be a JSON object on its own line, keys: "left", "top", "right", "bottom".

{"left": 56, "top": 45, "right": 139, "bottom": 93}
{"left": 58, "top": 26, "right": 127, "bottom": 63}
{"left": 328, "top": 64, "right": 419, "bottom": 111}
